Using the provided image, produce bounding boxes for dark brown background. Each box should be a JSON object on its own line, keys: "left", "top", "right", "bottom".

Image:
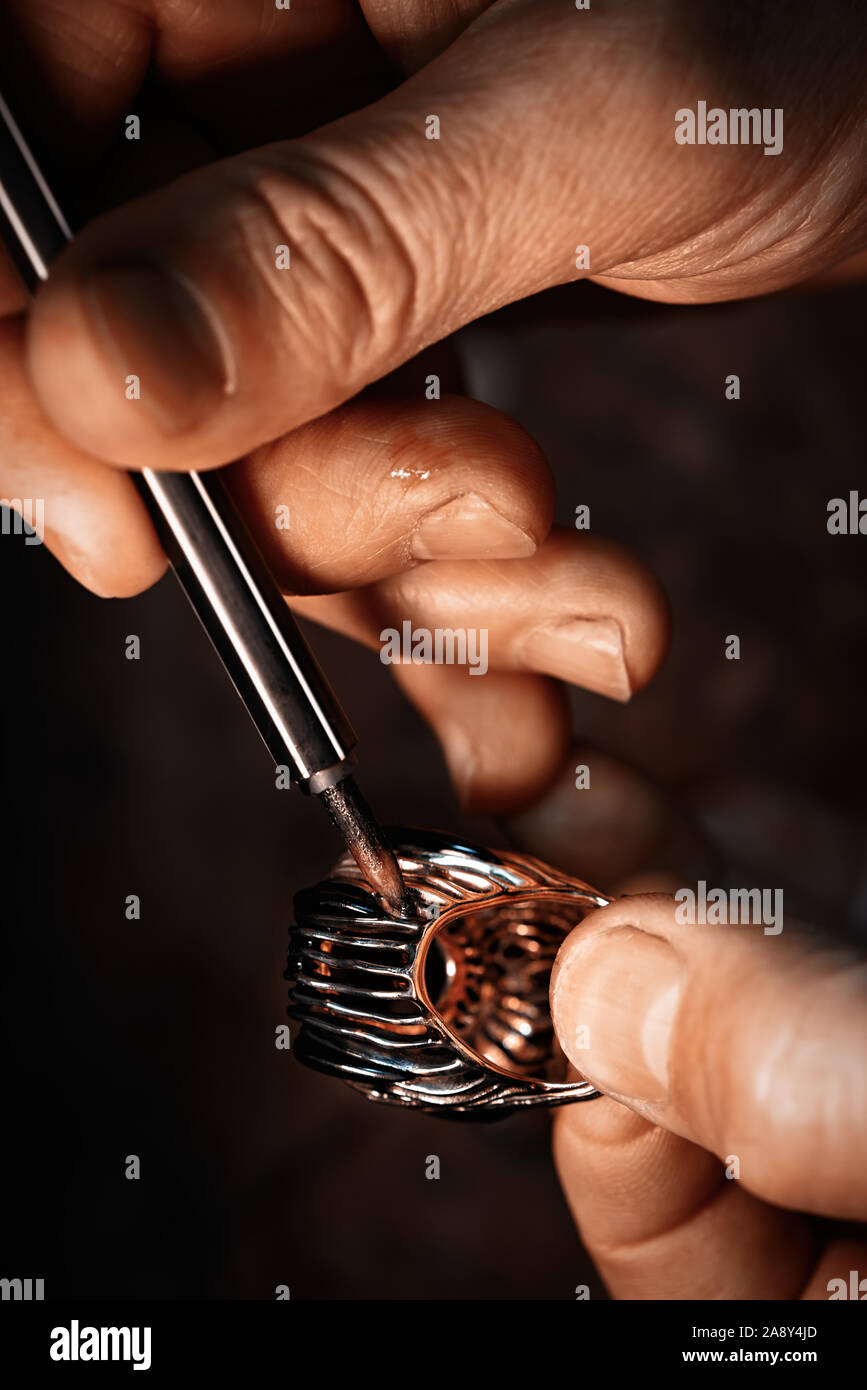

{"left": 3, "top": 278, "right": 865, "bottom": 1299}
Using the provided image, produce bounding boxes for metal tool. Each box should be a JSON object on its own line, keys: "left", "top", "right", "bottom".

{"left": 0, "top": 89, "right": 411, "bottom": 915}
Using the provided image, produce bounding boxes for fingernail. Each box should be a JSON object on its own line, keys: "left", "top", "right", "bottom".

{"left": 48, "top": 534, "right": 115, "bottom": 598}
{"left": 551, "top": 927, "right": 684, "bottom": 1103}
{"left": 518, "top": 617, "right": 631, "bottom": 701}
{"left": 437, "top": 719, "right": 479, "bottom": 808}
{"left": 411, "top": 493, "right": 536, "bottom": 561}
{"left": 84, "top": 266, "right": 233, "bottom": 433}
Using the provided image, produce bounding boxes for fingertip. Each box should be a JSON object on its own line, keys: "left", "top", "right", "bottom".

{"left": 233, "top": 394, "right": 554, "bottom": 591}
{"left": 47, "top": 515, "right": 168, "bottom": 599}
{"left": 27, "top": 262, "right": 150, "bottom": 467}
{"left": 396, "top": 665, "right": 570, "bottom": 815}
{"left": 510, "top": 532, "right": 671, "bottom": 700}
{"left": 550, "top": 910, "right": 684, "bottom": 1109}
{"left": 597, "top": 538, "right": 671, "bottom": 695}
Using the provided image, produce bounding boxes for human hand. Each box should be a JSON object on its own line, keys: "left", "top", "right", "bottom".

{"left": 2, "top": 0, "right": 682, "bottom": 815}
{"left": 3, "top": 0, "right": 864, "bottom": 817}
{"left": 508, "top": 758, "right": 867, "bottom": 1300}
{"left": 7, "top": 0, "right": 866, "bottom": 554}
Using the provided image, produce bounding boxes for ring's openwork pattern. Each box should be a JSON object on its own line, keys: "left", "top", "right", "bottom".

{"left": 287, "top": 830, "right": 611, "bottom": 1119}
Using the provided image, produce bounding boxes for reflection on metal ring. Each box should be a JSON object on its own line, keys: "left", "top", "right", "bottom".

{"left": 287, "top": 829, "right": 612, "bottom": 1119}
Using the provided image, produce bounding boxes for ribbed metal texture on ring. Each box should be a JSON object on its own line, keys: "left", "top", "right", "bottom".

{"left": 287, "top": 829, "right": 609, "bottom": 1119}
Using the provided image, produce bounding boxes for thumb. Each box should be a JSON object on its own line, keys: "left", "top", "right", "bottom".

{"left": 550, "top": 893, "right": 867, "bottom": 1221}
{"left": 28, "top": 1, "right": 864, "bottom": 469}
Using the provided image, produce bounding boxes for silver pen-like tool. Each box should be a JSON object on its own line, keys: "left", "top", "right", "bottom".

{"left": 0, "top": 89, "right": 412, "bottom": 916}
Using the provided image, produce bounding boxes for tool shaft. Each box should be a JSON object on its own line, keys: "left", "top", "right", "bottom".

{"left": 0, "top": 86, "right": 411, "bottom": 913}
{"left": 0, "top": 88, "right": 354, "bottom": 790}
{"left": 133, "top": 467, "right": 355, "bottom": 786}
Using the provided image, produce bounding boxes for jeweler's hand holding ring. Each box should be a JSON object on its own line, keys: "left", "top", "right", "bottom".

{"left": 506, "top": 772, "right": 867, "bottom": 1301}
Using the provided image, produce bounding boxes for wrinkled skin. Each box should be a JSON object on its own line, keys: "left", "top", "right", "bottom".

{"left": 2, "top": 0, "right": 865, "bottom": 1298}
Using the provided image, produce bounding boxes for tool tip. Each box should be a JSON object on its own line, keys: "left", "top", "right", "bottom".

{"left": 317, "top": 777, "right": 415, "bottom": 918}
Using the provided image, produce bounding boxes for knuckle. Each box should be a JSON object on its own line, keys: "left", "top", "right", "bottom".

{"left": 235, "top": 146, "right": 422, "bottom": 387}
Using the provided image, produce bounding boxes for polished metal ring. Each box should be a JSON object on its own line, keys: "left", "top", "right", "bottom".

{"left": 287, "top": 829, "right": 611, "bottom": 1119}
